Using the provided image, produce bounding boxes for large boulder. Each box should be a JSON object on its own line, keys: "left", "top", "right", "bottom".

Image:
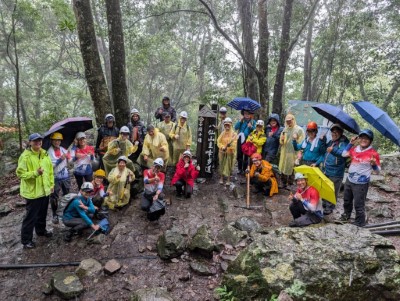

{"left": 234, "top": 216, "right": 261, "bottom": 233}
{"left": 188, "top": 225, "right": 216, "bottom": 258}
{"left": 130, "top": 287, "right": 175, "bottom": 301}
{"left": 222, "top": 224, "right": 400, "bottom": 301}
{"left": 217, "top": 224, "right": 248, "bottom": 246}
{"left": 51, "top": 272, "right": 84, "bottom": 300}
{"left": 157, "top": 229, "right": 186, "bottom": 260}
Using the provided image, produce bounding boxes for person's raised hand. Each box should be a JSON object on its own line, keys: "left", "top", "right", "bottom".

{"left": 326, "top": 146, "right": 333, "bottom": 153}
{"left": 370, "top": 155, "right": 377, "bottom": 166}
{"left": 350, "top": 136, "right": 358, "bottom": 144}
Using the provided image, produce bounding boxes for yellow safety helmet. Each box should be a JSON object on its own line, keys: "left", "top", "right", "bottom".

{"left": 93, "top": 169, "right": 106, "bottom": 178}
{"left": 50, "top": 132, "right": 63, "bottom": 140}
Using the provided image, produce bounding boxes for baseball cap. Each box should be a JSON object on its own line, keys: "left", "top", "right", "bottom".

{"left": 29, "top": 133, "right": 43, "bottom": 141}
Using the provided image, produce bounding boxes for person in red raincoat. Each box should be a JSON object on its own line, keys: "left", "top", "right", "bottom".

{"left": 171, "top": 150, "right": 200, "bottom": 198}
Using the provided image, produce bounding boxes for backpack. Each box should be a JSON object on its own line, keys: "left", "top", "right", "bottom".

{"left": 56, "top": 193, "right": 78, "bottom": 216}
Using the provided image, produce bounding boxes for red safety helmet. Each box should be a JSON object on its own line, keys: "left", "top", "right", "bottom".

{"left": 251, "top": 153, "right": 262, "bottom": 161}
{"left": 306, "top": 121, "right": 318, "bottom": 130}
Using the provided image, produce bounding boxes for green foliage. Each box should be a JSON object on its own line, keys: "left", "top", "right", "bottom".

{"left": 268, "top": 294, "right": 278, "bottom": 301}
{"left": 285, "top": 279, "right": 306, "bottom": 298}
{"left": 214, "top": 285, "right": 236, "bottom": 301}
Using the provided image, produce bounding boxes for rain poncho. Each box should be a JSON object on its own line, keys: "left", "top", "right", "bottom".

{"left": 102, "top": 136, "right": 138, "bottom": 175}
{"left": 246, "top": 129, "right": 267, "bottom": 154}
{"left": 217, "top": 128, "right": 237, "bottom": 177}
{"left": 279, "top": 114, "right": 305, "bottom": 176}
{"left": 249, "top": 160, "right": 279, "bottom": 196}
{"left": 104, "top": 166, "right": 135, "bottom": 209}
{"left": 169, "top": 121, "right": 192, "bottom": 165}
{"left": 139, "top": 129, "right": 169, "bottom": 168}
{"left": 157, "top": 120, "right": 175, "bottom": 166}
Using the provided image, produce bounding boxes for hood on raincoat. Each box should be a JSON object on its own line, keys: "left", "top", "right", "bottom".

{"left": 284, "top": 113, "right": 297, "bottom": 129}
{"left": 267, "top": 113, "right": 281, "bottom": 127}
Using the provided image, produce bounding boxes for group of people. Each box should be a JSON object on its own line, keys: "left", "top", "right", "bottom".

{"left": 16, "top": 98, "right": 381, "bottom": 249}
{"left": 216, "top": 108, "right": 381, "bottom": 228}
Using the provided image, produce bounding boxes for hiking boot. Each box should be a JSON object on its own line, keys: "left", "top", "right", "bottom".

{"left": 36, "top": 230, "right": 53, "bottom": 238}
{"left": 351, "top": 221, "right": 366, "bottom": 227}
{"left": 23, "top": 241, "right": 36, "bottom": 249}
{"left": 52, "top": 215, "right": 59, "bottom": 224}
{"left": 339, "top": 213, "right": 350, "bottom": 221}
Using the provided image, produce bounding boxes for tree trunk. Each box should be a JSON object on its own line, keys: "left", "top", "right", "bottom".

{"left": 237, "top": 0, "right": 258, "bottom": 102}
{"left": 257, "top": 0, "right": 269, "bottom": 119}
{"left": 272, "top": 0, "right": 294, "bottom": 116}
{"left": 302, "top": 9, "right": 314, "bottom": 101}
{"left": 72, "top": 0, "right": 111, "bottom": 127}
{"left": 105, "top": 0, "right": 129, "bottom": 128}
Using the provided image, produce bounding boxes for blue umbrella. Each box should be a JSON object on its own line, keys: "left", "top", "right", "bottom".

{"left": 311, "top": 103, "right": 360, "bottom": 134}
{"left": 352, "top": 101, "right": 400, "bottom": 147}
{"left": 227, "top": 97, "right": 261, "bottom": 112}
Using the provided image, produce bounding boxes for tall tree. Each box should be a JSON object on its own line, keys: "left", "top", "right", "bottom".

{"left": 105, "top": 0, "right": 129, "bottom": 127}
{"left": 72, "top": 0, "right": 111, "bottom": 126}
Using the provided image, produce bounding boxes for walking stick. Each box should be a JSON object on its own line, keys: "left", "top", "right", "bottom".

{"left": 246, "top": 157, "right": 250, "bottom": 209}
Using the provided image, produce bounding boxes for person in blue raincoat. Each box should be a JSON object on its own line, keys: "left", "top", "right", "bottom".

{"left": 262, "top": 113, "right": 283, "bottom": 163}
{"left": 234, "top": 110, "right": 256, "bottom": 174}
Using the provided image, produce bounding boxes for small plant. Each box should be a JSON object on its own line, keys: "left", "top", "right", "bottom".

{"left": 268, "top": 294, "right": 278, "bottom": 301}
{"left": 286, "top": 279, "right": 306, "bottom": 298}
{"left": 215, "top": 285, "right": 235, "bottom": 301}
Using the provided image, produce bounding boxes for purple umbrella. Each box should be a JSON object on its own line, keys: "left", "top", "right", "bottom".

{"left": 42, "top": 117, "right": 93, "bottom": 150}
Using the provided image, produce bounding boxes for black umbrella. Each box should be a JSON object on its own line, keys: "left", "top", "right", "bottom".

{"left": 42, "top": 117, "right": 93, "bottom": 150}
{"left": 311, "top": 104, "right": 360, "bottom": 134}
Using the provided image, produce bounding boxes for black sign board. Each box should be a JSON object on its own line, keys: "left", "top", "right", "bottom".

{"left": 196, "top": 105, "right": 217, "bottom": 178}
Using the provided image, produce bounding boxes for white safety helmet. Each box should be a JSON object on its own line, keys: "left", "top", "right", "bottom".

{"left": 179, "top": 111, "right": 188, "bottom": 119}
{"left": 219, "top": 106, "right": 227, "bottom": 113}
{"left": 120, "top": 126, "right": 130, "bottom": 134}
{"left": 81, "top": 182, "right": 94, "bottom": 192}
{"left": 75, "top": 132, "right": 86, "bottom": 139}
{"left": 153, "top": 158, "right": 164, "bottom": 167}
{"left": 130, "top": 108, "right": 140, "bottom": 115}
{"left": 182, "top": 150, "right": 192, "bottom": 158}
{"left": 117, "top": 155, "right": 128, "bottom": 163}
{"left": 223, "top": 117, "right": 233, "bottom": 125}
{"left": 294, "top": 172, "right": 307, "bottom": 181}
{"left": 256, "top": 120, "right": 264, "bottom": 127}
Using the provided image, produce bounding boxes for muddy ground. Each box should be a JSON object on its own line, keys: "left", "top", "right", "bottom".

{"left": 0, "top": 168, "right": 399, "bottom": 301}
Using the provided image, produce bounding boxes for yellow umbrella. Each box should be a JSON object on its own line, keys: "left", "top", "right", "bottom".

{"left": 294, "top": 165, "right": 336, "bottom": 205}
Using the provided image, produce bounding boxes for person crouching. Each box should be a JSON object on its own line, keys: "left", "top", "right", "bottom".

{"left": 171, "top": 150, "right": 200, "bottom": 198}
{"left": 288, "top": 172, "right": 323, "bottom": 227}
{"left": 247, "top": 153, "right": 278, "bottom": 196}
{"left": 63, "top": 182, "right": 100, "bottom": 242}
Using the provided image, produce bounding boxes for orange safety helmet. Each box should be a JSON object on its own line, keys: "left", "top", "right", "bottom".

{"left": 251, "top": 153, "right": 262, "bottom": 161}
{"left": 306, "top": 121, "right": 318, "bottom": 130}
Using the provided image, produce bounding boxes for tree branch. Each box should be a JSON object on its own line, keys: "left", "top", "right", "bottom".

{"left": 383, "top": 79, "right": 400, "bottom": 108}
{"left": 128, "top": 9, "right": 208, "bottom": 27}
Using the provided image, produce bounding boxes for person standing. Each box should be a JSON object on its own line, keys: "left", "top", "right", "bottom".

{"left": 217, "top": 117, "right": 237, "bottom": 185}
{"left": 95, "top": 113, "right": 119, "bottom": 168}
{"left": 216, "top": 106, "right": 228, "bottom": 138}
{"left": 341, "top": 129, "right": 381, "bottom": 227}
{"left": 154, "top": 96, "right": 177, "bottom": 122}
{"left": 169, "top": 111, "right": 192, "bottom": 165}
{"left": 127, "top": 108, "right": 147, "bottom": 162}
{"left": 316, "top": 124, "right": 349, "bottom": 215}
{"left": 279, "top": 114, "right": 304, "bottom": 188}
{"left": 262, "top": 113, "right": 283, "bottom": 164}
{"left": 70, "top": 132, "right": 95, "bottom": 190}
{"left": 47, "top": 132, "right": 71, "bottom": 224}
{"left": 140, "top": 125, "right": 169, "bottom": 168}
{"left": 234, "top": 110, "right": 256, "bottom": 174}
{"left": 246, "top": 120, "right": 267, "bottom": 154}
{"left": 17, "top": 133, "right": 54, "bottom": 249}
{"left": 157, "top": 112, "right": 175, "bottom": 167}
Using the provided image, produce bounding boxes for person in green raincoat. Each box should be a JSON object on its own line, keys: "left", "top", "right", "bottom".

{"left": 169, "top": 111, "right": 192, "bottom": 165}
{"left": 279, "top": 114, "right": 305, "bottom": 187}
{"left": 157, "top": 112, "right": 175, "bottom": 166}
{"left": 104, "top": 156, "right": 135, "bottom": 209}
{"left": 102, "top": 126, "right": 138, "bottom": 175}
{"left": 139, "top": 125, "right": 169, "bottom": 169}
{"left": 217, "top": 117, "right": 237, "bottom": 185}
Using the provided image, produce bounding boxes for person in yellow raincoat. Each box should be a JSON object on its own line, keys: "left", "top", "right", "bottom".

{"left": 247, "top": 153, "right": 278, "bottom": 196}
{"left": 139, "top": 125, "right": 169, "bottom": 169}
{"left": 246, "top": 120, "right": 267, "bottom": 154}
{"left": 104, "top": 156, "right": 135, "bottom": 209}
{"left": 279, "top": 114, "right": 305, "bottom": 187}
{"left": 157, "top": 112, "right": 175, "bottom": 166}
{"left": 103, "top": 126, "right": 138, "bottom": 175}
{"left": 169, "top": 111, "right": 192, "bottom": 165}
{"left": 217, "top": 117, "right": 237, "bottom": 185}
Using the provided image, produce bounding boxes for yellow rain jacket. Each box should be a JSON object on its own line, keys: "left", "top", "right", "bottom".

{"left": 157, "top": 120, "right": 175, "bottom": 166}
{"left": 217, "top": 128, "right": 237, "bottom": 177}
{"left": 279, "top": 114, "right": 305, "bottom": 176}
{"left": 169, "top": 121, "right": 192, "bottom": 164}
{"left": 104, "top": 166, "right": 135, "bottom": 209}
{"left": 140, "top": 129, "right": 169, "bottom": 168}
{"left": 249, "top": 160, "right": 279, "bottom": 196}
{"left": 103, "top": 136, "right": 137, "bottom": 175}
{"left": 16, "top": 148, "right": 54, "bottom": 199}
{"left": 246, "top": 129, "right": 267, "bottom": 154}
